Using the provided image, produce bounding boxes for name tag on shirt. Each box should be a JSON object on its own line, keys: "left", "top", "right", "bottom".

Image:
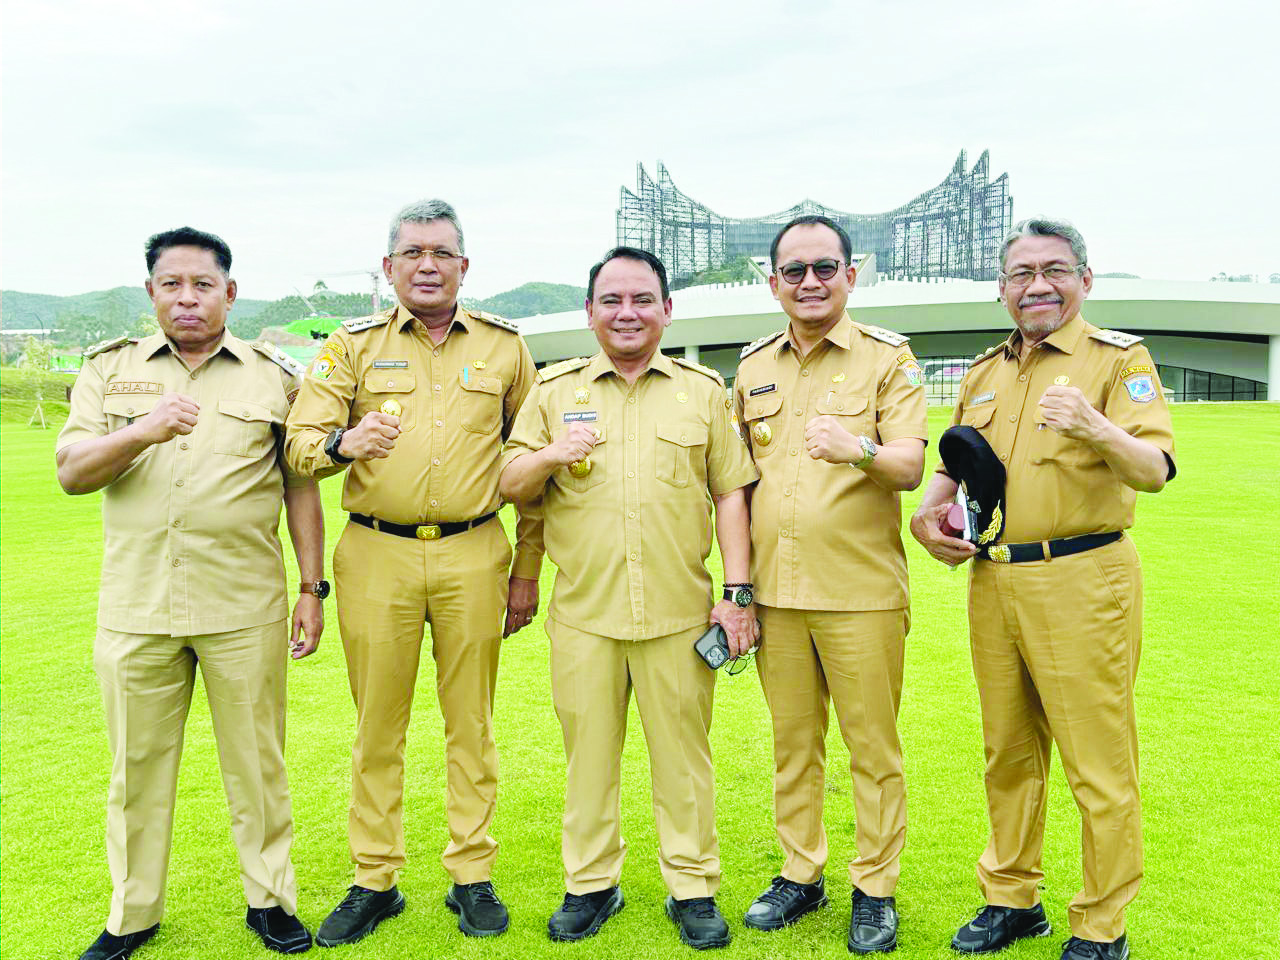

{"left": 372, "top": 360, "right": 409, "bottom": 368}
{"left": 970, "top": 391, "right": 996, "bottom": 405}
{"left": 564, "top": 411, "right": 598, "bottom": 422}
{"left": 749, "top": 383, "right": 777, "bottom": 397}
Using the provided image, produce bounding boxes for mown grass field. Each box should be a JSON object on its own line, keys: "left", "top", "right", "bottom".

{"left": 2, "top": 403, "right": 1278, "bottom": 960}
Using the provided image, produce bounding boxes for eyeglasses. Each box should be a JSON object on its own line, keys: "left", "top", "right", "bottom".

{"left": 390, "top": 247, "right": 464, "bottom": 265}
{"left": 777, "top": 258, "right": 843, "bottom": 284}
{"left": 999, "top": 264, "right": 1086, "bottom": 287}
{"left": 726, "top": 648, "right": 756, "bottom": 676}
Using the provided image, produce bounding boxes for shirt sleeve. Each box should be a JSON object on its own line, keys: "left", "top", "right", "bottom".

{"left": 56, "top": 356, "right": 109, "bottom": 452}
{"left": 876, "top": 346, "right": 929, "bottom": 445}
{"left": 277, "top": 366, "right": 310, "bottom": 488}
{"left": 284, "top": 333, "right": 357, "bottom": 480}
{"left": 706, "top": 380, "right": 758, "bottom": 496}
{"left": 501, "top": 380, "right": 552, "bottom": 470}
{"left": 504, "top": 339, "right": 544, "bottom": 579}
{"left": 1101, "top": 344, "right": 1177, "bottom": 479}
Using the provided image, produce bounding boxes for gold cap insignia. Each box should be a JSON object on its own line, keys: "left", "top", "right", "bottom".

{"left": 569, "top": 457, "right": 592, "bottom": 478}
{"left": 1054, "top": 375, "right": 1070, "bottom": 386}
{"left": 380, "top": 399, "right": 403, "bottom": 417}
{"left": 752, "top": 422, "right": 772, "bottom": 446}
{"left": 574, "top": 386, "right": 590, "bottom": 404}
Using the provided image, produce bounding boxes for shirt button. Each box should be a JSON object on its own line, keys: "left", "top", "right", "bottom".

{"left": 629, "top": 552, "right": 637, "bottom": 561}
{"left": 1018, "top": 374, "right": 1027, "bottom": 382}
{"left": 627, "top": 471, "right": 635, "bottom": 478}
{"left": 789, "top": 448, "right": 798, "bottom": 456}
{"left": 435, "top": 419, "right": 443, "bottom": 427}
{"left": 628, "top": 511, "right": 636, "bottom": 519}
{"left": 189, "top": 372, "right": 197, "bottom": 380}
{"left": 434, "top": 384, "right": 441, "bottom": 391}
{"left": 172, "top": 558, "right": 182, "bottom": 566}
{"left": 1009, "top": 414, "right": 1017, "bottom": 422}
{"left": 432, "top": 457, "right": 440, "bottom": 465}
{"left": 795, "top": 409, "right": 803, "bottom": 416}
{"left": 179, "top": 442, "right": 189, "bottom": 450}
{"left": 784, "top": 487, "right": 793, "bottom": 496}
{"left": 1000, "top": 453, "right": 1008, "bottom": 461}
{"left": 680, "top": 434, "right": 687, "bottom": 442}
{"left": 627, "top": 434, "right": 635, "bottom": 441}
{"left": 125, "top": 407, "right": 134, "bottom": 415}
{"left": 430, "top": 499, "right": 438, "bottom": 507}
{"left": 175, "top": 479, "right": 184, "bottom": 486}
{"left": 628, "top": 396, "right": 636, "bottom": 404}
{"left": 433, "top": 349, "right": 440, "bottom": 357}
{"left": 801, "top": 370, "right": 810, "bottom": 377}
{"left": 781, "top": 529, "right": 790, "bottom": 537}
{"left": 172, "top": 519, "right": 181, "bottom": 527}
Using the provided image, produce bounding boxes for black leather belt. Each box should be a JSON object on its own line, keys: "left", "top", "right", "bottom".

{"left": 350, "top": 511, "right": 496, "bottom": 542}
{"left": 981, "top": 531, "right": 1122, "bottom": 564}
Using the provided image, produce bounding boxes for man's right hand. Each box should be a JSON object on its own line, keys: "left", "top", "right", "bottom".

{"left": 910, "top": 503, "right": 978, "bottom": 567}
{"left": 339, "top": 412, "right": 400, "bottom": 460}
{"left": 545, "top": 423, "right": 598, "bottom": 467}
{"left": 135, "top": 393, "right": 199, "bottom": 445}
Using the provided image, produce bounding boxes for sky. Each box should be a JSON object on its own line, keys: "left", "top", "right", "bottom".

{"left": 2, "top": 0, "right": 1277, "bottom": 305}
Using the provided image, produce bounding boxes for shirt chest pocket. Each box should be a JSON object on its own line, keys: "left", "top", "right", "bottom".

{"left": 816, "top": 392, "right": 871, "bottom": 435}
{"left": 102, "top": 394, "right": 160, "bottom": 432}
{"left": 215, "top": 399, "right": 279, "bottom": 458}
{"left": 459, "top": 374, "right": 503, "bottom": 434}
{"left": 359, "top": 373, "right": 416, "bottom": 431}
{"left": 655, "top": 422, "right": 708, "bottom": 488}
{"left": 960, "top": 403, "right": 996, "bottom": 436}
{"left": 742, "top": 391, "right": 783, "bottom": 458}
{"left": 558, "top": 426, "right": 607, "bottom": 493}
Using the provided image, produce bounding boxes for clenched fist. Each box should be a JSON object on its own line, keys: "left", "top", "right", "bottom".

{"left": 340, "top": 412, "right": 401, "bottom": 460}
{"left": 136, "top": 393, "right": 199, "bottom": 445}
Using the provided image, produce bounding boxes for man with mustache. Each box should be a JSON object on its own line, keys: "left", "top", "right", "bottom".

{"left": 910, "top": 219, "right": 1175, "bottom": 960}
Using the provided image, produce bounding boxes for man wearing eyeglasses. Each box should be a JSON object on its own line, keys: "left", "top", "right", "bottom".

{"left": 734, "top": 215, "right": 927, "bottom": 953}
{"left": 285, "top": 199, "right": 542, "bottom": 945}
{"left": 910, "top": 219, "right": 1175, "bottom": 960}
{"left": 500, "top": 247, "right": 758, "bottom": 950}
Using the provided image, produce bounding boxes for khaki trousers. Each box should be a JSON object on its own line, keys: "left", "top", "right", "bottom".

{"left": 968, "top": 535, "right": 1143, "bottom": 941}
{"left": 548, "top": 619, "right": 720, "bottom": 899}
{"left": 755, "top": 606, "right": 908, "bottom": 897}
{"left": 333, "top": 517, "right": 511, "bottom": 889}
{"left": 94, "top": 620, "right": 297, "bottom": 935}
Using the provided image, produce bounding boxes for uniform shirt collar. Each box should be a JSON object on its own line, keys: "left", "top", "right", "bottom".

{"left": 141, "top": 329, "right": 248, "bottom": 364}
{"left": 585, "top": 349, "right": 676, "bottom": 382}
{"left": 781, "top": 310, "right": 855, "bottom": 355}
{"left": 393, "top": 301, "right": 472, "bottom": 335}
{"left": 1003, "top": 311, "right": 1088, "bottom": 358}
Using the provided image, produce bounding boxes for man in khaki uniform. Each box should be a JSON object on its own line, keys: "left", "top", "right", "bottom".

{"left": 734, "top": 215, "right": 927, "bottom": 954}
{"left": 500, "top": 247, "right": 758, "bottom": 951}
{"left": 284, "top": 199, "right": 541, "bottom": 944}
{"left": 911, "top": 219, "right": 1175, "bottom": 960}
{"left": 57, "top": 227, "right": 324, "bottom": 960}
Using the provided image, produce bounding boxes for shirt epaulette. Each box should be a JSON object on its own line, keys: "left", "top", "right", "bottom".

{"left": 472, "top": 310, "right": 519, "bottom": 334}
{"left": 84, "top": 335, "right": 136, "bottom": 359}
{"left": 970, "top": 342, "right": 1007, "bottom": 368}
{"left": 1089, "top": 329, "right": 1144, "bottom": 349}
{"left": 537, "top": 357, "right": 591, "bottom": 383}
{"left": 855, "top": 322, "right": 909, "bottom": 347}
{"left": 672, "top": 356, "right": 724, "bottom": 383}
{"left": 342, "top": 311, "right": 395, "bottom": 334}
{"left": 251, "top": 340, "right": 306, "bottom": 377}
{"left": 740, "top": 330, "right": 785, "bottom": 359}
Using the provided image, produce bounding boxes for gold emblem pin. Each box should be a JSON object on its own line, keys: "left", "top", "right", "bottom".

{"left": 473, "top": 360, "right": 486, "bottom": 369}
{"left": 569, "top": 457, "right": 592, "bottom": 477}
{"left": 380, "top": 399, "right": 403, "bottom": 417}
{"left": 725, "top": 397, "right": 733, "bottom": 410}
{"left": 752, "top": 422, "right": 772, "bottom": 446}
{"left": 574, "top": 386, "right": 590, "bottom": 404}
{"left": 676, "top": 391, "right": 688, "bottom": 403}
{"left": 1054, "top": 375, "right": 1070, "bottom": 386}
{"left": 832, "top": 372, "right": 846, "bottom": 383}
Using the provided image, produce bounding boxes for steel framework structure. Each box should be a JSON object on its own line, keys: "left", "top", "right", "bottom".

{"left": 616, "top": 150, "right": 1012, "bottom": 283}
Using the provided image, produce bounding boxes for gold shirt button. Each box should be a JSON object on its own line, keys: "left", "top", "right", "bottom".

{"left": 628, "top": 434, "right": 635, "bottom": 441}
{"left": 784, "top": 488, "right": 793, "bottom": 496}
{"left": 627, "top": 471, "right": 635, "bottom": 478}
{"left": 435, "top": 419, "right": 443, "bottom": 427}
{"left": 176, "top": 479, "right": 185, "bottom": 486}
{"left": 433, "top": 458, "right": 440, "bottom": 465}
{"left": 789, "top": 448, "right": 798, "bottom": 456}
{"left": 242, "top": 409, "right": 250, "bottom": 417}
{"left": 801, "top": 370, "right": 810, "bottom": 377}
{"left": 434, "top": 384, "right": 441, "bottom": 391}
{"left": 629, "top": 553, "right": 637, "bottom": 561}
{"left": 179, "top": 442, "right": 189, "bottom": 450}
{"left": 126, "top": 407, "right": 134, "bottom": 415}
{"left": 1009, "top": 414, "right": 1017, "bottom": 422}
{"left": 172, "top": 519, "right": 181, "bottom": 527}
{"left": 430, "top": 499, "right": 438, "bottom": 507}
{"left": 628, "top": 396, "right": 636, "bottom": 404}
{"left": 172, "top": 558, "right": 182, "bottom": 566}
{"left": 1019, "top": 374, "right": 1027, "bottom": 381}
{"left": 628, "top": 511, "right": 636, "bottom": 519}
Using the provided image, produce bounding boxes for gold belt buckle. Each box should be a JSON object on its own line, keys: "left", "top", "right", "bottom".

{"left": 988, "top": 545, "right": 1011, "bottom": 563}
{"left": 416, "top": 524, "right": 442, "bottom": 541}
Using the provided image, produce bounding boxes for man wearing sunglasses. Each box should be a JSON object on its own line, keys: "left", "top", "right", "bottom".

{"left": 285, "top": 199, "right": 542, "bottom": 945}
{"left": 910, "top": 219, "right": 1174, "bottom": 960}
{"left": 500, "top": 247, "right": 758, "bottom": 950}
{"left": 734, "top": 215, "right": 927, "bottom": 953}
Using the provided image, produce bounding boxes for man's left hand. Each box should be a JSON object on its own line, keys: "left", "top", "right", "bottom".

{"left": 290, "top": 594, "right": 323, "bottom": 659}
{"left": 710, "top": 600, "right": 759, "bottom": 659}
{"left": 804, "top": 415, "right": 860, "bottom": 463}
{"left": 1038, "top": 386, "right": 1105, "bottom": 442}
{"left": 505, "top": 576, "right": 539, "bottom": 638}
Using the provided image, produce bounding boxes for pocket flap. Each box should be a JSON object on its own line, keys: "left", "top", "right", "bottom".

{"left": 102, "top": 395, "right": 160, "bottom": 418}
{"left": 459, "top": 373, "right": 502, "bottom": 396}
{"left": 656, "top": 422, "right": 708, "bottom": 447}
{"left": 743, "top": 391, "right": 783, "bottom": 421}
{"left": 217, "top": 399, "right": 276, "bottom": 423}
{"left": 817, "top": 393, "right": 868, "bottom": 416}
{"left": 961, "top": 404, "right": 996, "bottom": 428}
{"left": 363, "top": 373, "right": 417, "bottom": 394}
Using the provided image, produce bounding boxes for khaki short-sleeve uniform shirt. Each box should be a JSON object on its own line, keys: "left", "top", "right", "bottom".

{"left": 502, "top": 351, "right": 758, "bottom": 640}
{"left": 944, "top": 313, "right": 1176, "bottom": 543}
{"left": 56, "top": 332, "right": 305, "bottom": 636}
{"left": 734, "top": 313, "right": 929, "bottom": 611}
{"left": 284, "top": 303, "right": 542, "bottom": 577}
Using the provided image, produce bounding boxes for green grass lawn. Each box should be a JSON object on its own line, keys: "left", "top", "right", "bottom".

{"left": 2, "top": 404, "right": 1278, "bottom": 959}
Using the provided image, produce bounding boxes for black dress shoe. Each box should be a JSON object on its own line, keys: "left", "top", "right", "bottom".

{"left": 848, "top": 888, "right": 898, "bottom": 954}
{"left": 743, "top": 875, "right": 828, "bottom": 930}
{"left": 445, "top": 881, "right": 510, "bottom": 937}
{"left": 315, "top": 885, "right": 405, "bottom": 947}
{"left": 1061, "top": 933, "right": 1129, "bottom": 960}
{"left": 247, "top": 906, "right": 313, "bottom": 954}
{"left": 79, "top": 924, "right": 159, "bottom": 960}
{"left": 665, "top": 896, "right": 731, "bottom": 950}
{"left": 547, "top": 887, "right": 624, "bottom": 941}
{"left": 951, "top": 903, "right": 1051, "bottom": 953}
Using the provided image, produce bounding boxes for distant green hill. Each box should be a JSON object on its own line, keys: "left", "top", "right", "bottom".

{"left": 2, "top": 287, "right": 272, "bottom": 328}
{"left": 464, "top": 282, "right": 586, "bottom": 318}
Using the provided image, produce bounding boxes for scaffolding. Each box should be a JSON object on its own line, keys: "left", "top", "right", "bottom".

{"left": 616, "top": 150, "right": 1013, "bottom": 284}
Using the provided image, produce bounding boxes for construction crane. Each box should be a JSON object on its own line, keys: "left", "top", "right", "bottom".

{"left": 313, "top": 269, "right": 386, "bottom": 313}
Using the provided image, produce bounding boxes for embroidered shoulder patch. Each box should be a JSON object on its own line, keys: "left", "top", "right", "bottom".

{"left": 672, "top": 355, "right": 723, "bottom": 382}
{"left": 1090, "top": 329, "right": 1143, "bottom": 349}
{"left": 537, "top": 357, "right": 591, "bottom": 383}
{"left": 473, "top": 310, "right": 519, "bottom": 333}
{"left": 1124, "top": 376, "right": 1157, "bottom": 403}
{"left": 740, "top": 330, "right": 785, "bottom": 359}
{"left": 84, "top": 335, "right": 136, "bottom": 358}
{"left": 342, "top": 312, "right": 394, "bottom": 333}
{"left": 252, "top": 341, "right": 306, "bottom": 376}
{"left": 857, "top": 323, "right": 909, "bottom": 347}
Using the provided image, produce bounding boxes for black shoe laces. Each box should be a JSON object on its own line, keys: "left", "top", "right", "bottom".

{"left": 852, "top": 894, "right": 888, "bottom": 925}
{"left": 680, "top": 897, "right": 717, "bottom": 919}
{"left": 466, "top": 881, "right": 501, "bottom": 905}
{"left": 1064, "top": 937, "right": 1109, "bottom": 959}
{"left": 758, "top": 876, "right": 806, "bottom": 906}
{"left": 562, "top": 892, "right": 599, "bottom": 912}
{"left": 335, "top": 887, "right": 378, "bottom": 912}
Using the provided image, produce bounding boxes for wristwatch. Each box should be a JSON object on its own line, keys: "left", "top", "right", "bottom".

{"left": 299, "top": 580, "right": 331, "bottom": 600}
{"left": 851, "top": 435, "right": 878, "bottom": 470}
{"left": 723, "top": 583, "right": 754, "bottom": 607}
{"left": 324, "top": 428, "right": 353, "bottom": 464}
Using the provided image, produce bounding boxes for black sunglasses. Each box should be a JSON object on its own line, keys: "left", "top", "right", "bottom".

{"left": 777, "top": 258, "right": 842, "bottom": 284}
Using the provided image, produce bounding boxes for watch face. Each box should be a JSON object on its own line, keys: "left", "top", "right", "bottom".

{"left": 313, "top": 580, "right": 331, "bottom": 600}
{"left": 738, "top": 586, "right": 753, "bottom": 607}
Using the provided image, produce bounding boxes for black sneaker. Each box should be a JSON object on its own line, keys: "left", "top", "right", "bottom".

{"left": 445, "top": 881, "right": 510, "bottom": 937}
{"left": 315, "top": 885, "right": 405, "bottom": 947}
{"left": 547, "top": 887, "right": 624, "bottom": 941}
{"left": 79, "top": 925, "right": 159, "bottom": 960}
{"left": 743, "top": 875, "right": 828, "bottom": 930}
{"left": 1061, "top": 934, "right": 1129, "bottom": 960}
{"left": 665, "top": 896, "right": 731, "bottom": 950}
{"left": 951, "top": 903, "right": 1051, "bottom": 953}
{"left": 246, "top": 906, "right": 312, "bottom": 954}
{"left": 848, "top": 888, "right": 898, "bottom": 954}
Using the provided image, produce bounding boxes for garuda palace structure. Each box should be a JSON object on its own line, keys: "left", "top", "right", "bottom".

{"left": 616, "top": 150, "right": 1013, "bottom": 284}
